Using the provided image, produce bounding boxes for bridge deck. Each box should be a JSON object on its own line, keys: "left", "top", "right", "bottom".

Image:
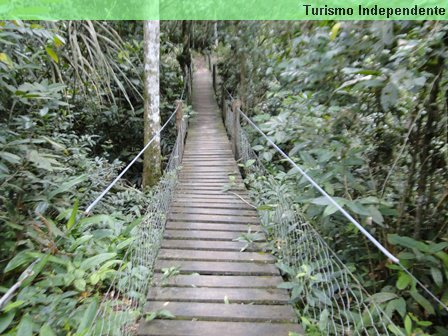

{"left": 138, "top": 67, "right": 303, "bottom": 335}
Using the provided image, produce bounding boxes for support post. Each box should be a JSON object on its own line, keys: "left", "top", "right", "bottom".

{"left": 175, "top": 100, "right": 183, "bottom": 132}
{"left": 221, "top": 84, "right": 226, "bottom": 123}
{"left": 232, "top": 99, "right": 241, "bottom": 160}
{"left": 212, "top": 64, "right": 217, "bottom": 94}
{"left": 175, "top": 99, "right": 184, "bottom": 161}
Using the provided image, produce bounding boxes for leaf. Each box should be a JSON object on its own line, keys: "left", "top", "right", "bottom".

{"left": 21, "top": 255, "right": 50, "bottom": 287}
{"left": 0, "top": 53, "right": 13, "bottom": 68}
{"left": 404, "top": 314, "right": 412, "bottom": 336}
{"left": 388, "top": 234, "right": 430, "bottom": 253}
{"left": 0, "top": 311, "right": 15, "bottom": 333}
{"left": 318, "top": 308, "right": 329, "bottom": 331}
{"left": 156, "top": 309, "right": 175, "bottom": 319}
{"left": 76, "top": 299, "right": 98, "bottom": 334}
{"left": 80, "top": 253, "right": 117, "bottom": 270}
{"left": 0, "top": 151, "right": 21, "bottom": 164}
{"left": 48, "top": 175, "right": 87, "bottom": 200}
{"left": 67, "top": 199, "right": 79, "bottom": 230}
{"left": 4, "top": 251, "right": 33, "bottom": 272}
{"left": 27, "top": 150, "right": 53, "bottom": 171}
{"left": 39, "top": 323, "right": 56, "bottom": 336}
{"left": 17, "top": 314, "right": 34, "bottom": 336}
{"left": 3, "top": 300, "right": 24, "bottom": 313}
{"left": 330, "top": 22, "right": 341, "bottom": 41}
{"left": 74, "top": 278, "right": 86, "bottom": 291}
{"left": 409, "top": 289, "right": 435, "bottom": 315}
{"left": 45, "top": 46, "right": 59, "bottom": 63}
{"left": 223, "top": 296, "right": 229, "bottom": 304}
{"left": 370, "top": 292, "right": 398, "bottom": 304}
{"left": 430, "top": 267, "right": 443, "bottom": 288}
{"left": 323, "top": 204, "right": 338, "bottom": 217}
{"left": 396, "top": 272, "right": 411, "bottom": 290}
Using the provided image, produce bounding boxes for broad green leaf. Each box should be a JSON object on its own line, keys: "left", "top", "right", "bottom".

{"left": 0, "top": 312, "right": 15, "bottom": 333}
{"left": 48, "top": 175, "right": 87, "bottom": 200}
{"left": 409, "top": 289, "right": 435, "bottom": 315}
{"left": 0, "top": 151, "right": 21, "bottom": 164}
{"left": 74, "top": 278, "right": 86, "bottom": 291}
{"left": 318, "top": 308, "right": 329, "bottom": 331}
{"left": 21, "top": 255, "right": 50, "bottom": 287}
{"left": 76, "top": 299, "right": 98, "bottom": 334}
{"left": 396, "top": 272, "right": 411, "bottom": 290}
{"left": 80, "top": 253, "right": 117, "bottom": 270}
{"left": 323, "top": 204, "right": 338, "bottom": 217}
{"left": 45, "top": 46, "right": 59, "bottom": 63}
{"left": 370, "top": 292, "right": 398, "bottom": 304}
{"left": 39, "top": 323, "right": 56, "bottom": 336}
{"left": 4, "top": 251, "right": 33, "bottom": 273}
{"left": 430, "top": 267, "right": 443, "bottom": 288}
{"left": 17, "top": 314, "right": 34, "bottom": 336}
{"left": 3, "top": 300, "right": 24, "bottom": 313}
{"left": 388, "top": 234, "right": 430, "bottom": 253}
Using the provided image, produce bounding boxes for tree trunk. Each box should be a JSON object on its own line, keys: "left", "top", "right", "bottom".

{"left": 142, "top": 21, "right": 161, "bottom": 188}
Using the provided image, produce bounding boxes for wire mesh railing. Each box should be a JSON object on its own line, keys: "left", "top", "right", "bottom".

{"left": 88, "top": 114, "right": 188, "bottom": 335}
{"left": 222, "top": 99, "right": 404, "bottom": 335}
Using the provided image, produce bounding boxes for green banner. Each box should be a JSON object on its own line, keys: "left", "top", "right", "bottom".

{"left": 0, "top": 0, "right": 447, "bottom": 20}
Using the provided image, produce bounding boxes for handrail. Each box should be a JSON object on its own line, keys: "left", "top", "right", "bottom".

{"left": 222, "top": 86, "right": 448, "bottom": 313}
{"left": 0, "top": 66, "right": 193, "bottom": 315}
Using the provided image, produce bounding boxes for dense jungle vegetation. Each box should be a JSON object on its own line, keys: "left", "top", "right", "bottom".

{"left": 0, "top": 20, "right": 186, "bottom": 334}
{"left": 216, "top": 21, "right": 448, "bottom": 334}
{"left": 0, "top": 20, "right": 447, "bottom": 335}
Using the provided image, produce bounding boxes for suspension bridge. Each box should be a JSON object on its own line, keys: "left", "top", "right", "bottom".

{"left": 2, "top": 58, "right": 447, "bottom": 335}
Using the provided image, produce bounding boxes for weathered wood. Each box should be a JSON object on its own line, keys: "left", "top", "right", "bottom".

{"left": 165, "top": 222, "right": 259, "bottom": 232}
{"left": 138, "top": 320, "right": 304, "bottom": 336}
{"left": 161, "top": 239, "right": 263, "bottom": 251}
{"left": 169, "top": 207, "right": 257, "bottom": 216}
{"left": 232, "top": 99, "right": 241, "bottom": 159}
{"left": 153, "top": 274, "right": 282, "bottom": 288}
{"left": 168, "top": 213, "right": 258, "bottom": 224}
{"left": 157, "top": 249, "right": 274, "bottom": 263}
{"left": 163, "top": 229, "right": 260, "bottom": 241}
{"left": 144, "top": 302, "right": 296, "bottom": 322}
{"left": 147, "top": 287, "right": 289, "bottom": 303}
{"left": 155, "top": 260, "right": 277, "bottom": 276}
{"left": 141, "top": 65, "right": 301, "bottom": 335}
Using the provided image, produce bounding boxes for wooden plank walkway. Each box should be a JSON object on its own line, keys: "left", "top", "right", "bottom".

{"left": 138, "top": 66, "right": 303, "bottom": 336}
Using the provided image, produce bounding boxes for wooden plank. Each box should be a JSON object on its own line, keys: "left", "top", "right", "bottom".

{"left": 154, "top": 260, "right": 278, "bottom": 276}
{"left": 153, "top": 274, "right": 282, "bottom": 288}
{"left": 157, "top": 249, "right": 274, "bottom": 263}
{"left": 147, "top": 287, "right": 288, "bottom": 304}
{"left": 143, "top": 302, "right": 296, "bottom": 322}
{"left": 165, "top": 222, "right": 259, "bottom": 232}
{"left": 161, "top": 239, "right": 264, "bottom": 251}
{"left": 168, "top": 213, "right": 258, "bottom": 224}
{"left": 163, "top": 230, "right": 254, "bottom": 241}
{"left": 138, "top": 320, "right": 303, "bottom": 336}
{"left": 171, "top": 202, "right": 252, "bottom": 210}
{"left": 170, "top": 207, "right": 257, "bottom": 216}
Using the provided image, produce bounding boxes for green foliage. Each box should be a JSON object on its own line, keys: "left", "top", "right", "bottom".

{"left": 218, "top": 21, "right": 448, "bottom": 333}
{"left": 0, "top": 20, "right": 185, "bottom": 333}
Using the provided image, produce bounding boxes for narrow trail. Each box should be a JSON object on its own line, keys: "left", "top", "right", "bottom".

{"left": 138, "top": 66, "right": 303, "bottom": 335}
